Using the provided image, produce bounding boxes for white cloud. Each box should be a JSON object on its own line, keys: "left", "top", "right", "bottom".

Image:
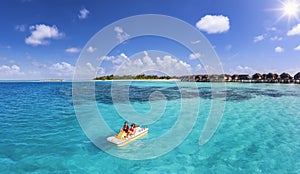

{"left": 65, "top": 47, "right": 81, "bottom": 53}
{"left": 25, "top": 24, "right": 63, "bottom": 46}
{"left": 0, "top": 65, "right": 22, "bottom": 74}
{"left": 275, "top": 46, "right": 284, "bottom": 53}
{"left": 114, "top": 26, "right": 124, "bottom": 33}
{"left": 196, "top": 15, "right": 230, "bottom": 34}
{"left": 98, "top": 55, "right": 114, "bottom": 61}
{"left": 142, "top": 53, "right": 156, "bottom": 67}
{"left": 191, "top": 40, "right": 201, "bottom": 44}
{"left": 189, "top": 53, "right": 202, "bottom": 60}
{"left": 114, "top": 26, "right": 130, "bottom": 43}
{"left": 254, "top": 35, "right": 264, "bottom": 42}
{"left": 49, "top": 62, "right": 74, "bottom": 76}
{"left": 294, "top": 45, "right": 300, "bottom": 51}
{"left": 86, "top": 62, "right": 97, "bottom": 72}
{"left": 87, "top": 46, "right": 96, "bottom": 53}
{"left": 287, "top": 23, "right": 300, "bottom": 36}
{"left": 195, "top": 64, "right": 203, "bottom": 73}
{"left": 97, "top": 67, "right": 105, "bottom": 75}
{"left": 270, "top": 36, "right": 283, "bottom": 41}
{"left": 119, "top": 53, "right": 127, "bottom": 59}
{"left": 15, "top": 24, "right": 26, "bottom": 32}
{"left": 85, "top": 62, "right": 105, "bottom": 75}
{"left": 267, "top": 27, "right": 277, "bottom": 31}
{"left": 230, "top": 65, "right": 258, "bottom": 74}
{"left": 98, "top": 53, "right": 129, "bottom": 65}
{"left": 78, "top": 8, "right": 90, "bottom": 19}
{"left": 116, "top": 52, "right": 191, "bottom": 76}
{"left": 0, "top": 65, "right": 25, "bottom": 78}
{"left": 112, "top": 53, "right": 128, "bottom": 64}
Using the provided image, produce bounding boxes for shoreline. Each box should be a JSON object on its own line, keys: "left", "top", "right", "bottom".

{"left": 0, "top": 80, "right": 299, "bottom": 85}
{"left": 93, "top": 79, "right": 181, "bottom": 82}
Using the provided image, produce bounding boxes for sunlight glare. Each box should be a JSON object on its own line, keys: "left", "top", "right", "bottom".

{"left": 282, "top": 0, "right": 299, "bottom": 16}
{"left": 280, "top": 0, "right": 300, "bottom": 21}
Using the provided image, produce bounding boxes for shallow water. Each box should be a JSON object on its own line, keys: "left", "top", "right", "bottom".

{"left": 0, "top": 81, "right": 299, "bottom": 173}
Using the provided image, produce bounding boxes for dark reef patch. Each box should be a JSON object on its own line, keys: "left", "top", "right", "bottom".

{"left": 89, "top": 83, "right": 300, "bottom": 104}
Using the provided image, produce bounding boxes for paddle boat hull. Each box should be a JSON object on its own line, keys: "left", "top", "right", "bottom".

{"left": 107, "top": 127, "right": 148, "bottom": 146}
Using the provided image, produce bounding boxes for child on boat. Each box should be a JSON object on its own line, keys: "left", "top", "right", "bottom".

{"left": 116, "top": 121, "right": 129, "bottom": 139}
{"left": 128, "top": 123, "right": 137, "bottom": 137}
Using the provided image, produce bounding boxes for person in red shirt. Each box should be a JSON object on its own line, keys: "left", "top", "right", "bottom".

{"left": 122, "top": 121, "right": 129, "bottom": 133}
{"left": 128, "top": 123, "right": 136, "bottom": 137}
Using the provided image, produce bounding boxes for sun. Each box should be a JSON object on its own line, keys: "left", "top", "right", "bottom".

{"left": 282, "top": 0, "right": 299, "bottom": 17}
{"left": 279, "top": 0, "right": 300, "bottom": 22}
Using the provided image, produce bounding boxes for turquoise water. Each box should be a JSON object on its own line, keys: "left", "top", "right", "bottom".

{"left": 0, "top": 81, "right": 300, "bottom": 173}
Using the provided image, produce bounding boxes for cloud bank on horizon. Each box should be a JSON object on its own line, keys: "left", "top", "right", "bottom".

{"left": 1, "top": 0, "right": 300, "bottom": 80}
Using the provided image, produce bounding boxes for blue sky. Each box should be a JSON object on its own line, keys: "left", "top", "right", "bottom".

{"left": 1, "top": 0, "right": 300, "bottom": 80}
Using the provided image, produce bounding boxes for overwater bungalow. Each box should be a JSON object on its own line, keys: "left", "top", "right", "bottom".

{"left": 262, "top": 74, "right": 267, "bottom": 81}
{"left": 252, "top": 73, "right": 262, "bottom": 80}
{"left": 224, "top": 74, "right": 232, "bottom": 82}
{"left": 209, "top": 74, "right": 219, "bottom": 82}
{"left": 266, "top": 72, "right": 274, "bottom": 80}
{"left": 238, "top": 74, "right": 251, "bottom": 82}
{"left": 181, "top": 72, "right": 300, "bottom": 84}
{"left": 180, "top": 75, "right": 194, "bottom": 82}
{"left": 252, "top": 73, "right": 262, "bottom": 82}
{"left": 202, "top": 75, "right": 209, "bottom": 82}
{"left": 266, "top": 73, "right": 279, "bottom": 83}
{"left": 193, "top": 75, "right": 209, "bottom": 82}
{"left": 195, "top": 75, "right": 201, "bottom": 82}
{"left": 231, "top": 74, "right": 239, "bottom": 82}
{"left": 280, "top": 72, "right": 293, "bottom": 83}
{"left": 294, "top": 72, "right": 300, "bottom": 84}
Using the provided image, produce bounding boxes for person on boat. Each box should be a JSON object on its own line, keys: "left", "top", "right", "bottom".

{"left": 122, "top": 121, "right": 129, "bottom": 133}
{"left": 128, "top": 123, "right": 137, "bottom": 137}
{"left": 116, "top": 121, "right": 129, "bottom": 139}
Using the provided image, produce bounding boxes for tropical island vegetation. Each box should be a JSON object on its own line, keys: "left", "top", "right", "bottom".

{"left": 93, "top": 74, "right": 173, "bottom": 80}
{"left": 94, "top": 72, "right": 300, "bottom": 84}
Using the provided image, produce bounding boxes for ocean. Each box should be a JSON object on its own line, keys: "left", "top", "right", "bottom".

{"left": 0, "top": 81, "right": 299, "bottom": 173}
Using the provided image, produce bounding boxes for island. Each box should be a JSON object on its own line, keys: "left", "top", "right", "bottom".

{"left": 94, "top": 72, "right": 300, "bottom": 84}
{"left": 93, "top": 74, "right": 173, "bottom": 80}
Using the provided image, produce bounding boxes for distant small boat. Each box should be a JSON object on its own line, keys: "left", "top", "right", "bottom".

{"left": 107, "top": 127, "right": 148, "bottom": 146}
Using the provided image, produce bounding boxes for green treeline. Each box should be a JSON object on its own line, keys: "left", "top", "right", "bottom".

{"left": 93, "top": 74, "right": 173, "bottom": 80}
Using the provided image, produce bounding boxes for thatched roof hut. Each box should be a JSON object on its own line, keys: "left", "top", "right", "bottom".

{"left": 195, "top": 75, "right": 201, "bottom": 82}
{"left": 252, "top": 73, "right": 262, "bottom": 80}
{"left": 280, "top": 72, "right": 292, "bottom": 79}
{"left": 238, "top": 74, "right": 250, "bottom": 80}
{"left": 294, "top": 72, "right": 300, "bottom": 80}
{"left": 209, "top": 74, "right": 219, "bottom": 81}
{"left": 266, "top": 73, "right": 275, "bottom": 80}
{"left": 231, "top": 74, "right": 239, "bottom": 81}
{"left": 225, "top": 74, "right": 232, "bottom": 81}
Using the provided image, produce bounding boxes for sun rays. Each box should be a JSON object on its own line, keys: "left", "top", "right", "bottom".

{"left": 275, "top": 0, "right": 300, "bottom": 23}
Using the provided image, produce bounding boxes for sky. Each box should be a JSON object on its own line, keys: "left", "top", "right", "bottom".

{"left": 1, "top": 0, "right": 300, "bottom": 80}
